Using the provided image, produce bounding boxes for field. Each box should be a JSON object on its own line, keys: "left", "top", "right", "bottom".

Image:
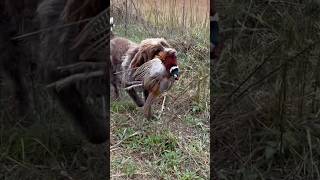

{"left": 0, "top": 81, "right": 107, "bottom": 179}
{"left": 213, "top": 0, "right": 320, "bottom": 179}
{"left": 110, "top": 0, "right": 210, "bottom": 179}
{"left": 0, "top": 2, "right": 109, "bottom": 180}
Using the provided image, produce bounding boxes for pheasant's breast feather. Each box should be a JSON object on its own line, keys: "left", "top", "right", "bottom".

{"left": 149, "top": 58, "right": 166, "bottom": 76}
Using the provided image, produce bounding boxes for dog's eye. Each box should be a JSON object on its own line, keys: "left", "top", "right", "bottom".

{"left": 160, "top": 41, "right": 169, "bottom": 47}
{"left": 154, "top": 49, "right": 161, "bottom": 54}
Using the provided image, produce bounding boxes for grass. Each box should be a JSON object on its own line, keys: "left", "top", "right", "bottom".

{"left": 0, "top": 84, "right": 107, "bottom": 179}
{"left": 213, "top": 0, "right": 320, "bottom": 179}
{"left": 111, "top": 95, "right": 209, "bottom": 179}
{"left": 110, "top": 0, "right": 209, "bottom": 179}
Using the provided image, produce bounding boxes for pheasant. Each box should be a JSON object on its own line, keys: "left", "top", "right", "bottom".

{"left": 125, "top": 48, "right": 180, "bottom": 119}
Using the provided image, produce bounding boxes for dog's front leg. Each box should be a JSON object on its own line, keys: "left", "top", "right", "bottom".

{"left": 126, "top": 88, "right": 144, "bottom": 107}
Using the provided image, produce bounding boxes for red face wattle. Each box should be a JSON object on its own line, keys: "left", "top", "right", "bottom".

{"left": 165, "top": 55, "right": 179, "bottom": 80}
{"left": 163, "top": 54, "right": 177, "bottom": 71}
{"left": 158, "top": 49, "right": 179, "bottom": 80}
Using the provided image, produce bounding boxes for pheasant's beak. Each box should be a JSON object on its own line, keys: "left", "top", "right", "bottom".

{"left": 173, "top": 74, "right": 179, "bottom": 80}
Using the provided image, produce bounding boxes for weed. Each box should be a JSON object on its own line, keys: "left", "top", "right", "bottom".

{"left": 180, "top": 170, "right": 203, "bottom": 180}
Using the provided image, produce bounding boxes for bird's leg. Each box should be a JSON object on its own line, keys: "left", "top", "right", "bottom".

{"left": 144, "top": 92, "right": 156, "bottom": 120}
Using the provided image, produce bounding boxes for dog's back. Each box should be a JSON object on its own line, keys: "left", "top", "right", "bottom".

{"left": 110, "top": 36, "right": 138, "bottom": 99}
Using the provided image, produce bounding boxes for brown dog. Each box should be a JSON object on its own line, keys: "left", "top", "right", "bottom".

{"left": 110, "top": 37, "right": 137, "bottom": 99}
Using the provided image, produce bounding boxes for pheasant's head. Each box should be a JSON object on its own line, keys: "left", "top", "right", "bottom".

{"left": 158, "top": 48, "right": 179, "bottom": 80}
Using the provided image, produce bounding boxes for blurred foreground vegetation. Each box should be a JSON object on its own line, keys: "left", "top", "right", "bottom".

{"left": 213, "top": 0, "right": 320, "bottom": 179}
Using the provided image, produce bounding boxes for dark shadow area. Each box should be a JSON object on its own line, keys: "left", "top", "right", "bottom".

{"left": 211, "top": 0, "right": 320, "bottom": 179}
{"left": 0, "top": 0, "right": 110, "bottom": 179}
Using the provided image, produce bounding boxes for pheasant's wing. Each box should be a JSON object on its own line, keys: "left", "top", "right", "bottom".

{"left": 144, "top": 73, "right": 164, "bottom": 91}
{"left": 132, "top": 59, "right": 166, "bottom": 90}
{"left": 132, "top": 60, "right": 153, "bottom": 81}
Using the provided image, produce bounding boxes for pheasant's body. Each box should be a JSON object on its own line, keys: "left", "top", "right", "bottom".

{"left": 133, "top": 58, "right": 175, "bottom": 96}
{"left": 127, "top": 48, "right": 179, "bottom": 119}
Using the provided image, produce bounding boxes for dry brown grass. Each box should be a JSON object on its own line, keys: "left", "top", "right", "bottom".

{"left": 111, "top": 0, "right": 209, "bottom": 31}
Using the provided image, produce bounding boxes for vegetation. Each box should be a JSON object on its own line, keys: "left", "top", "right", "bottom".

{"left": 111, "top": 0, "right": 210, "bottom": 179}
{"left": 0, "top": 85, "right": 107, "bottom": 179}
{"left": 213, "top": 0, "right": 320, "bottom": 179}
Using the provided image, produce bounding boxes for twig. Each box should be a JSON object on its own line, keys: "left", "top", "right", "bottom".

{"left": 111, "top": 172, "right": 150, "bottom": 177}
{"left": 177, "top": 140, "right": 202, "bottom": 169}
{"left": 113, "top": 67, "right": 139, "bottom": 75}
{"left": 11, "top": 18, "right": 92, "bottom": 40}
{"left": 124, "top": 84, "right": 143, "bottom": 90}
{"left": 157, "top": 95, "right": 167, "bottom": 119}
{"left": 57, "top": 62, "right": 106, "bottom": 73}
{"left": 161, "top": 95, "right": 166, "bottom": 112}
{"left": 110, "top": 131, "right": 141, "bottom": 150}
{"left": 46, "top": 70, "right": 105, "bottom": 90}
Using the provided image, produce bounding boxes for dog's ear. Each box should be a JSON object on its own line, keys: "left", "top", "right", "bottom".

{"left": 130, "top": 39, "right": 171, "bottom": 68}
{"left": 131, "top": 50, "right": 147, "bottom": 68}
{"left": 160, "top": 39, "right": 170, "bottom": 48}
{"left": 122, "top": 45, "right": 139, "bottom": 71}
{"left": 131, "top": 47, "right": 148, "bottom": 68}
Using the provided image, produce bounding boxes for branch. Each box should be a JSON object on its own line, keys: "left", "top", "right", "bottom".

{"left": 124, "top": 83, "right": 143, "bottom": 90}
{"left": 57, "top": 62, "right": 107, "bottom": 74}
{"left": 47, "top": 70, "right": 105, "bottom": 91}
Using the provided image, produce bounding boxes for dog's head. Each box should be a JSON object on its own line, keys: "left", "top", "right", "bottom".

{"left": 130, "top": 38, "right": 171, "bottom": 68}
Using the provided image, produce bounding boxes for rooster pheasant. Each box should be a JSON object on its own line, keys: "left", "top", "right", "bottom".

{"left": 125, "top": 48, "right": 179, "bottom": 119}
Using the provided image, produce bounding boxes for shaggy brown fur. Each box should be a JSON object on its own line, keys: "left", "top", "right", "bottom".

{"left": 130, "top": 38, "right": 170, "bottom": 69}
{"left": 110, "top": 37, "right": 137, "bottom": 99}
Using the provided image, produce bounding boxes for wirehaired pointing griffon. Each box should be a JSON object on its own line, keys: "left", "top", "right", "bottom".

{"left": 125, "top": 48, "right": 180, "bottom": 119}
